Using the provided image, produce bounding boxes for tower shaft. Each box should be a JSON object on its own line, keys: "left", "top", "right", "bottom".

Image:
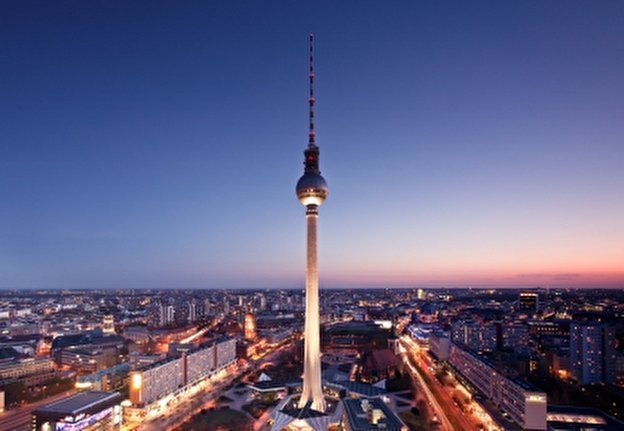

{"left": 296, "top": 32, "right": 327, "bottom": 413}
{"left": 299, "top": 205, "right": 326, "bottom": 412}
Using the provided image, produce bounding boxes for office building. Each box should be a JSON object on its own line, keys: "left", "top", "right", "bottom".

{"left": 244, "top": 312, "right": 257, "bottom": 341}
{"left": 129, "top": 337, "right": 235, "bottom": 406}
{"left": 159, "top": 304, "right": 175, "bottom": 326}
{"left": 102, "top": 315, "right": 115, "bottom": 334}
{"left": 188, "top": 301, "right": 197, "bottom": 323}
{"left": 570, "top": 322, "right": 616, "bottom": 384}
{"left": 449, "top": 343, "right": 547, "bottom": 430}
{"left": 519, "top": 292, "right": 539, "bottom": 312}
{"left": 61, "top": 345, "right": 116, "bottom": 373}
{"left": 429, "top": 330, "right": 451, "bottom": 361}
{"left": 0, "top": 358, "right": 55, "bottom": 387}
{"left": 451, "top": 320, "right": 497, "bottom": 352}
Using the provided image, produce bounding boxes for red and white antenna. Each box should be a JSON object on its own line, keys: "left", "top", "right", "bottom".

{"left": 308, "top": 33, "right": 316, "bottom": 148}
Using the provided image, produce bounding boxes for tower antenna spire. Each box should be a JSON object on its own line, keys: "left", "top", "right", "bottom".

{"left": 308, "top": 32, "right": 315, "bottom": 148}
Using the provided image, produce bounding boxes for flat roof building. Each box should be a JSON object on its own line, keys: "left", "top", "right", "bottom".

{"left": 429, "top": 330, "right": 450, "bottom": 361}
{"left": 32, "top": 391, "right": 123, "bottom": 431}
{"left": 449, "top": 344, "right": 547, "bottom": 430}
{"left": 129, "top": 336, "right": 235, "bottom": 407}
{"left": 449, "top": 343, "right": 547, "bottom": 430}
{"left": 342, "top": 397, "right": 408, "bottom": 431}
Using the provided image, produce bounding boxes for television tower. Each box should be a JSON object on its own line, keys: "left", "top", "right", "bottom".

{"left": 296, "top": 33, "right": 328, "bottom": 412}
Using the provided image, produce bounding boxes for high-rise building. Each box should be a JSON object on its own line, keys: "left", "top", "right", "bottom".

{"left": 188, "top": 301, "right": 197, "bottom": 323}
{"left": 519, "top": 292, "right": 539, "bottom": 312}
{"left": 570, "top": 322, "right": 616, "bottom": 384}
{"left": 244, "top": 312, "right": 257, "bottom": 341}
{"left": 102, "top": 315, "right": 115, "bottom": 334}
{"left": 501, "top": 321, "right": 530, "bottom": 351}
{"left": 159, "top": 304, "right": 175, "bottom": 327}
{"left": 451, "top": 320, "right": 497, "bottom": 352}
{"left": 296, "top": 33, "right": 329, "bottom": 413}
{"left": 129, "top": 337, "right": 236, "bottom": 407}
{"left": 449, "top": 343, "right": 547, "bottom": 430}
{"left": 223, "top": 297, "right": 230, "bottom": 316}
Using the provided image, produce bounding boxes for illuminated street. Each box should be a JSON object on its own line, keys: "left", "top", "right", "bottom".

{"left": 399, "top": 335, "right": 501, "bottom": 431}
{"left": 0, "top": 390, "right": 76, "bottom": 431}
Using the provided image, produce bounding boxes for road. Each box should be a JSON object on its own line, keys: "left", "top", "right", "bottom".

{"left": 400, "top": 336, "right": 456, "bottom": 430}
{"left": 0, "top": 390, "right": 77, "bottom": 431}
{"left": 401, "top": 335, "right": 491, "bottom": 431}
{"left": 400, "top": 335, "right": 500, "bottom": 431}
{"left": 415, "top": 344, "right": 501, "bottom": 431}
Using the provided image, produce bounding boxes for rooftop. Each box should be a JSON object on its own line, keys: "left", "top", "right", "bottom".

{"left": 335, "top": 380, "right": 387, "bottom": 397}
{"left": 34, "top": 391, "right": 123, "bottom": 416}
{"left": 548, "top": 405, "right": 624, "bottom": 431}
{"left": 343, "top": 397, "right": 406, "bottom": 431}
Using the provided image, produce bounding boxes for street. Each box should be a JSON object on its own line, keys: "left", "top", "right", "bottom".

{"left": 399, "top": 335, "right": 500, "bottom": 431}
{"left": 0, "top": 390, "right": 77, "bottom": 431}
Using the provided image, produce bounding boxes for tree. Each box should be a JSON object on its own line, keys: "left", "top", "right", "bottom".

{"left": 3, "top": 381, "right": 27, "bottom": 406}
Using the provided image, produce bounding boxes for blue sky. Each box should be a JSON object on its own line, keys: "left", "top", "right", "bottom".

{"left": 1, "top": 1, "right": 623, "bottom": 289}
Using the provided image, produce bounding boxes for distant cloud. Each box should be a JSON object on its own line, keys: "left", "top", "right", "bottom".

{"left": 515, "top": 273, "right": 581, "bottom": 280}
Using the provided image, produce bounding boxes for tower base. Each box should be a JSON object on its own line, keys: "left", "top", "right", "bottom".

{"left": 270, "top": 394, "right": 342, "bottom": 431}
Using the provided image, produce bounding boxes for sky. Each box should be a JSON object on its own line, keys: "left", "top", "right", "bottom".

{"left": 1, "top": 1, "right": 623, "bottom": 290}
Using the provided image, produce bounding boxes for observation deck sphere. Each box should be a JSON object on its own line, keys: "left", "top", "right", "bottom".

{"left": 296, "top": 173, "right": 328, "bottom": 207}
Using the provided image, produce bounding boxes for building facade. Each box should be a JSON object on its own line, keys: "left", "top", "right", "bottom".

{"left": 569, "top": 323, "right": 616, "bottom": 385}
{"left": 129, "top": 337, "right": 235, "bottom": 406}
{"left": 429, "top": 330, "right": 451, "bottom": 361}
{"left": 449, "top": 343, "right": 547, "bottom": 430}
{"left": 32, "top": 391, "right": 123, "bottom": 431}
{"left": 451, "top": 320, "right": 497, "bottom": 352}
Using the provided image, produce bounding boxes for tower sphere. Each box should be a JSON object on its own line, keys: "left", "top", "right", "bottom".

{"left": 296, "top": 173, "right": 328, "bottom": 207}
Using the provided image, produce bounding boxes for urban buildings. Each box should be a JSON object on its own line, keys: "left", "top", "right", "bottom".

{"left": 429, "top": 330, "right": 450, "bottom": 361}
{"left": 0, "top": 357, "right": 55, "bottom": 388}
{"left": 129, "top": 337, "right": 235, "bottom": 406}
{"left": 519, "top": 292, "right": 539, "bottom": 312}
{"left": 244, "top": 312, "right": 257, "bottom": 341}
{"left": 129, "top": 356, "right": 183, "bottom": 406}
{"left": 0, "top": 282, "right": 622, "bottom": 431}
{"left": 448, "top": 343, "right": 548, "bottom": 430}
{"left": 451, "top": 320, "right": 497, "bottom": 352}
{"left": 32, "top": 391, "right": 123, "bottom": 431}
{"left": 102, "top": 315, "right": 115, "bottom": 334}
{"left": 159, "top": 304, "right": 175, "bottom": 326}
{"left": 570, "top": 322, "right": 616, "bottom": 385}
{"left": 342, "top": 398, "right": 408, "bottom": 431}
{"left": 188, "top": 301, "right": 197, "bottom": 323}
{"left": 60, "top": 345, "right": 116, "bottom": 373}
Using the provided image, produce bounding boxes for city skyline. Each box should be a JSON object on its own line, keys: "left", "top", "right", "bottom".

{"left": 2, "top": 1, "right": 623, "bottom": 290}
